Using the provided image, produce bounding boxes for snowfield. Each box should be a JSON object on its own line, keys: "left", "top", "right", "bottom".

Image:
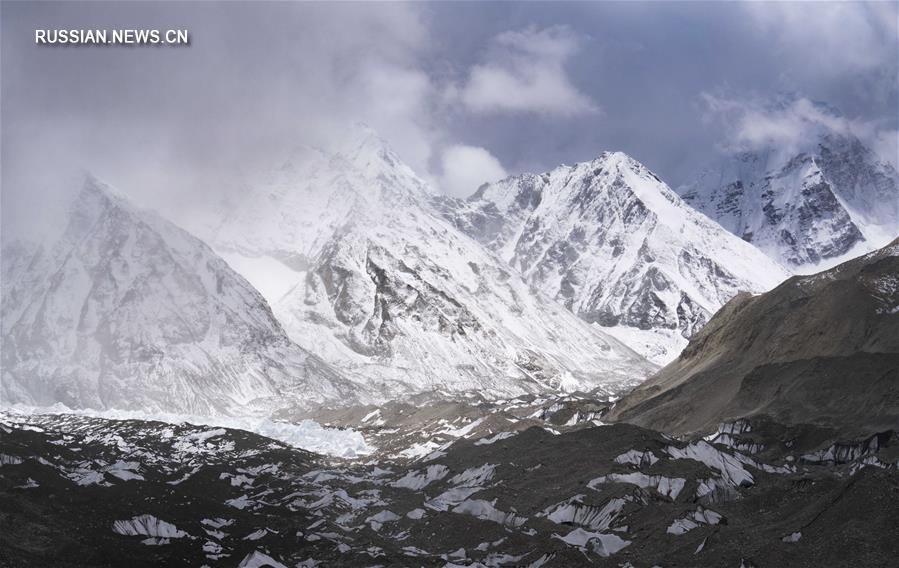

{"left": 3, "top": 404, "right": 372, "bottom": 458}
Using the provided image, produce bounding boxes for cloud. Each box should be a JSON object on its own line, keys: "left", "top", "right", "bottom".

{"left": 454, "top": 25, "right": 598, "bottom": 116}
{"left": 700, "top": 93, "right": 898, "bottom": 168}
{"left": 439, "top": 145, "right": 509, "bottom": 197}
{"left": 1, "top": 2, "right": 444, "bottom": 239}
{"left": 352, "top": 62, "right": 437, "bottom": 174}
{"left": 867, "top": 128, "right": 899, "bottom": 171}
{"left": 3, "top": 2, "right": 896, "bottom": 241}
{"left": 742, "top": 2, "right": 898, "bottom": 77}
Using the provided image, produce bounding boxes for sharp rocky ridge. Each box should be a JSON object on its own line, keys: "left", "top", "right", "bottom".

{"left": 436, "top": 150, "right": 789, "bottom": 363}
{"left": 197, "top": 127, "right": 659, "bottom": 403}
{"left": 679, "top": 116, "right": 899, "bottom": 271}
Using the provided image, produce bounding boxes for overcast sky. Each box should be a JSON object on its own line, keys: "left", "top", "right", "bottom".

{"left": 3, "top": 1, "right": 897, "bottom": 237}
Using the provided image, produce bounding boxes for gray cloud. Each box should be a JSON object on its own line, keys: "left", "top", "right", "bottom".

{"left": 2, "top": 2, "right": 896, "bottom": 241}
{"left": 700, "top": 93, "right": 899, "bottom": 168}
{"left": 2, "top": 2, "right": 438, "bottom": 237}
{"left": 742, "top": 2, "right": 897, "bottom": 77}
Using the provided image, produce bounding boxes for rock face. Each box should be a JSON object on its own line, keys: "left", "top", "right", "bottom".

{"left": 679, "top": 131, "right": 899, "bottom": 270}
{"left": 207, "top": 128, "right": 655, "bottom": 399}
{"left": 607, "top": 239, "right": 899, "bottom": 436}
{"left": 435, "top": 151, "right": 789, "bottom": 363}
{"left": 1, "top": 177, "right": 360, "bottom": 415}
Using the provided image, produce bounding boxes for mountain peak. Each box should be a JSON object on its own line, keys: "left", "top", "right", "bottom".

{"left": 337, "top": 122, "right": 392, "bottom": 158}
{"left": 442, "top": 151, "right": 788, "bottom": 364}
{"left": 2, "top": 173, "right": 364, "bottom": 414}
{"left": 331, "top": 124, "right": 432, "bottom": 192}
{"left": 580, "top": 151, "right": 665, "bottom": 187}
{"left": 80, "top": 173, "right": 132, "bottom": 207}
{"left": 573, "top": 151, "right": 685, "bottom": 225}
{"left": 206, "top": 136, "right": 655, "bottom": 398}
{"left": 678, "top": 109, "right": 898, "bottom": 269}
{"left": 591, "top": 150, "right": 633, "bottom": 165}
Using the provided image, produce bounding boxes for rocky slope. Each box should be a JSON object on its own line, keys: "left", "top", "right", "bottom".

{"left": 436, "top": 152, "right": 789, "bottom": 364}
{"left": 606, "top": 239, "right": 899, "bottom": 436}
{"left": 0, "top": 177, "right": 362, "bottom": 415}
{"left": 205, "top": 128, "right": 655, "bottom": 399}
{"left": 679, "top": 129, "right": 899, "bottom": 271}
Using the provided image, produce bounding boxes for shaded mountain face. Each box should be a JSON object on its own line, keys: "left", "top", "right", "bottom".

{"left": 679, "top": 131, "right": 899, "bottom": 270}
{"left": 1, "top": 178, "right": 360, "bottom": 415}
{"left": 607, "top": 239, "right": 899, "bottom": 436}
{"left": 435, "top": 151, "right": 788, "bottom": 364}
{"left": 206, "top": 130, "right": 655, "bottom": 400}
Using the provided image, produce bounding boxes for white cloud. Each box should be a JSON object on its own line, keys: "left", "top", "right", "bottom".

{"left": 351, "top": 62, "right": 437, "bottom": 175}
{"left": 454, "top": 25, "right": 598, "bottom": 116}
{"left": 866, "top": 128, "right": 899, "bottom": 171}
{"left": 701, "top": 94, "right": 842, "bottom": 152}
{"left": 440, "top": 145, "right": 509, "bottom": 197}
{"left": 700, "top": 93, "right": 898, "bottom": 168}
{"left": 2, "top": 2, "right": 450, "bottom": 237}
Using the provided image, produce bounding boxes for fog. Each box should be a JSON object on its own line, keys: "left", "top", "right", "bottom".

{"left": 2, "top": 1, "right": 896, "bottom": 241}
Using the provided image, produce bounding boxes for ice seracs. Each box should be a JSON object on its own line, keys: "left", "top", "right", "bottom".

{"left": 112, "top": 514, "right": 190, "bottom": 543}
{"left": 3, "top": 408, "right": 894, "bottom": 566}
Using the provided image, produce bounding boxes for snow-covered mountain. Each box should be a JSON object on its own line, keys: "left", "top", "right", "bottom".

{"left": 679, "top": 130, "right": 899, "bottom": 271}
{"left": 206, "top": 128, "right": 655, "bottom": 398}
{"left": 436, "top": 152, "right": 789, "bottom": 363}
{"left": 1, "top": 177, "right": 362, "bottom": 415}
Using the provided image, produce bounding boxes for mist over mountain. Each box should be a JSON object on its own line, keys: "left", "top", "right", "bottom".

{"left": 681, "top": 99, "right": 899, "bottom": 271}
{"left": 1, "top": 177, "right": 364, "bottom": 415}
{"left": 203, "top": 128, "right": 656, "bottom": 400}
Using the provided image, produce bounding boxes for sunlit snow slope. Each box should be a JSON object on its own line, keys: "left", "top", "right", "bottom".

{"left": 207, "top": 128, "right": 656, "bottom": 398}
{"left": 437, "top": 152, "right": 789, "bottom": 364}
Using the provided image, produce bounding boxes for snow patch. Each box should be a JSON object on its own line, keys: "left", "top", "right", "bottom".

{"left": 238, "top": 551, "right": 288, "bottom": 568}
{"left": 113, "top": 515, "right": 188, "bottom": 539}
{"left": 474, "top": 431, "right": 517, "bottom": 446}
{"left": 553, "top": 528, "right": 631, "bottom": 557}
{"left": 588, "top": 472, "right": 685, "bottom": 500}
